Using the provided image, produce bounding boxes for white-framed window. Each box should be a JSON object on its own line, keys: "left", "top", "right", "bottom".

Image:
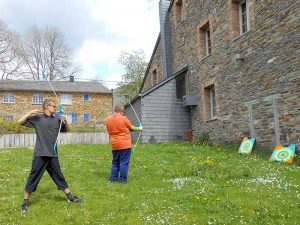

{"left": 209, "top": 86, "right": 217, "bottom": 119}
{"left": 61, "top": 94, "right": 72, "bottom": 105}
{"left": 3, "top": 92, "right": 15, "bottom": 103}
{"left": 64, "top": 113, "right": 72, "bottom": 124}
{"left": 32, "top": 93, "right": 44, "bottom": 104}
{"left": 5, "top": 115, "right": 13, "bottom": 121}
{"left": 239, "top": 0, "right": 250, "bottom": 34}
{"left": 205, "top": 29, "right": 212, "bottom": 55}
{"left": 198, "top": 21, "right": 211, "bottom": 58}
{"left": 204, "top": 84, "right": 218, "bottom": 120}
{"left": 64, "top": 113, "right": 77, "bottom": 124}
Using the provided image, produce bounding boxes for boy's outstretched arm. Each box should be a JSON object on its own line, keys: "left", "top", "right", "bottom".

{"left": 130, "top": 125, "right": 143, "bottom": 132}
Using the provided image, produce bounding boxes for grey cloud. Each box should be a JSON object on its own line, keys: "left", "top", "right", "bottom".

{"left": 0, "top": 0, "right": 124, "bottom": 51}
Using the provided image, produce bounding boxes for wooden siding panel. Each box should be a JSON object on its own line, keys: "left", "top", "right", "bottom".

{"left": 0, "top": 133, "right": 109, "bottom": 148}
{"left": 141, "top": 78, "right": 191, "bottom": 143}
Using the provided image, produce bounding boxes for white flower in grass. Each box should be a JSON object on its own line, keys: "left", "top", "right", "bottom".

{"left": 169, "top": 177, "right": 192, "bottom": 190}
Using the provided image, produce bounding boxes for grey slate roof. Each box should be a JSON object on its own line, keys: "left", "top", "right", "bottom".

{"left": 0, "top": 80, "right": 112, "bottom": 94}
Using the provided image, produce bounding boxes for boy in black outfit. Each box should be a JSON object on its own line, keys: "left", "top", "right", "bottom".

{"left": 18, "top": 99, "right": 83, "bottom": 214}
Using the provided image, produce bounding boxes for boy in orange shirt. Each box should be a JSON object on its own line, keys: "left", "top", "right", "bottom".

{"left": 106, "top": 104, "right": 142, "bottom": 183}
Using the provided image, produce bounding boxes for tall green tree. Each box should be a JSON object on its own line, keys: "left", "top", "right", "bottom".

{"left": 116, "top": 50, "right": 147, "bottom": 102}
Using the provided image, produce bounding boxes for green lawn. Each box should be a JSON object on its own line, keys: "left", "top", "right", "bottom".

{"left": 0, "top": 143, "right": 299, "bottom": 225}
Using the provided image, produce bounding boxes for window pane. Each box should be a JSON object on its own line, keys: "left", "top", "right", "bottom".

{"left": 175, "top": 0, "right": 183, "bottom": 24}
{"left": 3, "top": 92, "right": 15, "bottom": 103}
{"left": 83, "top": 94, "right": 89, "bottom": 102}
{"left": 176, "top": 74, "right": 186, "bottom": 100}
{"left": 72, "top": 113, "right": 77, "bottom": 124}
{"left": 242, "top": 22, "right": 248, "bottom": 33}
{"left": 64, "top": 113, "right": 77, "bottom": 124}
{"left": 61, "top": 94, "right": 72, "bottom": 105}
{"left": 242, "top": 13, "right": 247, "bottom": 24}
{"left": 152, "top": 69, "right": 157, "bottom": 86}
{"left": 241, "top": 2, "right": 246, "bottom": 14}
{"left": 64, "top": 114, "right": 72, "bottom": 123}
{"left": 5, "top": 115, "right": 13, "bottom": 121}
{"left": 83, "top": 113, "right": 89, "bottom": 121}
{"left": 54, "top": 113, "right": 61, "bottom": 118}
{"left": 206, "top": 29, "right": 211, "bottom": 55}
{"left": 240, "top": 2, "right": 248, "bottom": 33}
{"left": 210, "top": 87, "right": 216, "bottom": 118}
{"left": 32, "top": 93, "right": 44, "bottom": 104}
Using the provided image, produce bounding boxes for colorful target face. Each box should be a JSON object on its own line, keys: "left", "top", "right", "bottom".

{"left": 238, "top": 137, "right": 255, "bottom": 154}
{"left": 270, "top": 144, "right": 296, "bottom": 164}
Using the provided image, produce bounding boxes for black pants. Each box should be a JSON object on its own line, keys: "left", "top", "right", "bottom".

{"left": 25, "top": 156, "right": 69, "bottom": 193}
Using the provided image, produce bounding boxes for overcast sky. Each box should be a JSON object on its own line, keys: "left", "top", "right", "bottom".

{"left": 0, "top": 0, "right": 161, "bottom": 88}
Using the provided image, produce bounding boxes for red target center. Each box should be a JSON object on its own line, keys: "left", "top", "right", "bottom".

{"left": 280, "top": 153, "right": 286, "bottom": 157}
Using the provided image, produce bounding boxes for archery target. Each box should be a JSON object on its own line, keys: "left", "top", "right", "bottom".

{"left": 238, "top": 137, "right": 255, "bottom": 154}
{"left": 240, "top": 140, "right": 253, "bottom": 153}
{"left": 270, "top": 144, "right": 296, "bottom": 164}
{"left": 274, "top": 148, "right": 293, "bottom": 161}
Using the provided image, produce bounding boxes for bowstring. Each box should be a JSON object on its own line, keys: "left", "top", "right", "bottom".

{"left": 45, "top": 76, "right": 64, "bottom": 154}
{"left": 128, "top": 100, "right": 142, "bottom": 154}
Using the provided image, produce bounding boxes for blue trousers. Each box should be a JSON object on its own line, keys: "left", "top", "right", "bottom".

{"left": 110, "top": 149, "right": 131, "bottom": 183}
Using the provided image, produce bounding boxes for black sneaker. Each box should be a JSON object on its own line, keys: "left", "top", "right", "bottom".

{"left": 67, "top": 193, "right": 83, "bottom": 203}
{"left": 21, "top": 200, "right": 29, "bottom": 214}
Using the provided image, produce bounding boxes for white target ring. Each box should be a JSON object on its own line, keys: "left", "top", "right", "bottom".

{"left": 239, "top": 140, "right": 253, "bottom": 154}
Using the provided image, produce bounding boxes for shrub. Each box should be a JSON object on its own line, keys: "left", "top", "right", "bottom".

{"left": 195, "top": 132, "right": 212, "bottom": 146}
{"left": 0, "top": 119, "right": 33, "bottom": 134}
{"left": 0, "top": 118, "right": 107, "bottom": 134}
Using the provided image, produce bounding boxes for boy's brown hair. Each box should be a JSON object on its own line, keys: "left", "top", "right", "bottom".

{"left": 114, "top": 104, "right": 124, "bottom": 113}
{"left": 42, "top": 99, "right": 55, "bottom": 110}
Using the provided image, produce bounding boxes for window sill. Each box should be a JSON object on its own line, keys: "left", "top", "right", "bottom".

{"left": 205, "top": 117, "right": 218, "bottom": 122}
{"left": 200, "top": 53, "right": 212, "bottom": 62}
{"left": 176, "top": 20, "right": 183, "bottom": 28}
{"left": 232, "top": 30, "right": 251, "bottom": 42}
{"left": 2, "top": 102, "right": 15, "bottom": 104}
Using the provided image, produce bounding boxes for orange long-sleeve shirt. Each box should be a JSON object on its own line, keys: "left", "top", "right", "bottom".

{"left": 106, "top": 113, "right": 132, "bottom": 150}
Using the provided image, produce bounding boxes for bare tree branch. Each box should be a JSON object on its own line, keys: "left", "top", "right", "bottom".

{"left": 0, "top": 20, "right": 23, "bottom": 79}
{"left": 19, "top": 25, "right": 78, "bottom": 80}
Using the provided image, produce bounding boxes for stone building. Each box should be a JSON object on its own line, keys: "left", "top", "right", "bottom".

{"left": 0, "top": 77, "right": 112, "bottom": 127}
{"left": 125, "top": 0, "right": 300, "bottom": 151}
